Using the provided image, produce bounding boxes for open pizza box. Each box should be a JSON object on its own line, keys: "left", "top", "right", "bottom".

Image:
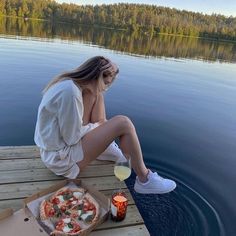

{"left": 0, "top": 179, "right": 111, "bottom": 236}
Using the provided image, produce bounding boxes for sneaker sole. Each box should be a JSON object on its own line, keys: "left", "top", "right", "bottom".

{"left": 134, "top": 183, "right": 177, "bottom": 194}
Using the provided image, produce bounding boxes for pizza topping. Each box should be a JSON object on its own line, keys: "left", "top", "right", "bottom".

{"left": 55, "top": 220, "right": 64, "bottom": 230}
{"left": 71, "top": 200, "right": 77, "bottom": 205}
{"left": 80, "top": 211, "right": 94, "bottom": 221}
{"left": 63, "top": 218, "right": 71, "bottom": 223}
{"left": 53, "top": 205, "right": 63, "bottom": 218}
{"left": 76, "top": 203, "right": 83, "bottom": 210}
{"left": 60, "top": 205, "right": 67, "bottom": 212}
{"left": 78, "top": 199, "right": 83, "bottom": 204}
{"left": 57, "top": 195, "right": 65, "bottom": 203}
{"left": 53, "top": 204, "right": 59, "bottom": 211}
{"left": 63, "top": 225, "right": 72, "bottom": 233}
{"left": 85, "top": 214, "right": 94, "bottom": 223}
{"left": 73, "top": 191, "right": 83, "bottom": 199}
{"left": 64, "top": 211, "right": 71, "bottom": 216}
{"left": 63, "top": 193, "right": 73, "bottom": 200}
{"left": 48, "top": 208, "right": 55, "bottom": 217}
{"left": 72, "top": 224, "right": 81, "bottom": 233}
{"left": 71, "top": 213, "right": 78, "bottom": 218}
{"left": 88, "top": 203, "right": 95, "bottom": 210}
{"left": 51, "top": 197, "right": 60, "bottom": 205}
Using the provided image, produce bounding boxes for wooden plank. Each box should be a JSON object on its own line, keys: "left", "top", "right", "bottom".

{"left": 0, "top": 146, "right": 37, "bottom": 150}
{"left": 0, "top": 177, "right": 127, "bottom": 200}
{"left": 0, "top": 164, "right": 117, "bottom": 184}
{"left": 0, "top": 189, "right": 134, "bottom": 211}
{"left": 91, "top": 225, "right": 150, "bottom": 235}
{"left": 0, "top": 158, "right": 46, "bottom": 170}
{"left": 0, "top": 146, "right": 115, "bottom": 166}
{"left": 0, "top": 199, "right": 24, "bottom": 211}
{"left": 0, "top": 158, "right": 113, "bottom": 170}
{"left": 0, "top": 146, "right": 40, "bottom": 159}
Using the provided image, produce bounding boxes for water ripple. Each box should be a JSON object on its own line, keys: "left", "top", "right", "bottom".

{"left": 125, "top": 169, "right": 225, "bottom": 236}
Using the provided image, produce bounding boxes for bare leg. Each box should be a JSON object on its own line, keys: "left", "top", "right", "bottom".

{"left": 78, "top": 114, "right": 149, "bottom": 182}
{"left": 80, "top": 92, "right": 176, "bottom": 193}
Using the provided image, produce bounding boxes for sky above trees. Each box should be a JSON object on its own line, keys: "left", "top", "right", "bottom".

{"left": 55, "top": 0, "right": 236, "bottom": 17}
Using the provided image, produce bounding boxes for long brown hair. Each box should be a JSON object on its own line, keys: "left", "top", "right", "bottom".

{"left": 43, "top": 56, "right": 117, "bottom": 94}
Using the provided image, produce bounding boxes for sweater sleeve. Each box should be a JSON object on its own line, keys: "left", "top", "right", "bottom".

{"left": 57, "top": 91, "right": 83, "bottom": 146}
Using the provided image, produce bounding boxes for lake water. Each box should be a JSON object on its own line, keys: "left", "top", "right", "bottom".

{"left": 0, "top": 18, "right": 236, "bottom": 236}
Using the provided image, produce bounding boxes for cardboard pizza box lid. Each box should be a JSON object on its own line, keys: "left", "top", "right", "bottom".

{"left": 0, "top": 208, "right": 48, "bottom": 236}
{"left": 0, "top": 179, "right": 110, "bottom": 236}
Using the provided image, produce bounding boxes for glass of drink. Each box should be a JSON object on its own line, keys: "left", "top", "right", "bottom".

{"left": 114, "top": 155, "right": 131, "bottom": 183}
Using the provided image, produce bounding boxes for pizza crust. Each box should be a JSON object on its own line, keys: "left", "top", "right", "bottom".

{"left": 40, "top": 200, "right": 53, "bottom": 220}
{"left": 50, "top": 227, "right": 87, "bottom": 236}
{"left": 50, "top": 187, "right": 85, "bottom": 202}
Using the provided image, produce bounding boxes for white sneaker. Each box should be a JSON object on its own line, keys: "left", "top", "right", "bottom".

{"left": 134, "top": 170, "right": 176, "bottom": 194}
{"left": 96, "top": 141, "right": 127, "bottom": 162}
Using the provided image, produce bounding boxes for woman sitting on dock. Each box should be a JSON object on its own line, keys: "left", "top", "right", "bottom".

{"left": 34, "top": 56, "right": 176, "bottom": 194}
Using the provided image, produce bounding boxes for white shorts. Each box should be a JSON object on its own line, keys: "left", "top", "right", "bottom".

{"left": 40, "top": 123, "right": 99, "bottom": 179}
{"left": 40, "top": 122, "right": 101, "bottom": 179}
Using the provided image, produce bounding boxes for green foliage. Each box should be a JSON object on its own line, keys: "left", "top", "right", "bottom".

{"left": 0, "top": 0, "right": 235, "bottom": 41}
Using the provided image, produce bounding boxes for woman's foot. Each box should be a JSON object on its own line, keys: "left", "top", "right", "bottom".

{"left": 134, "top": 170, "right": 176, "bottom": 194}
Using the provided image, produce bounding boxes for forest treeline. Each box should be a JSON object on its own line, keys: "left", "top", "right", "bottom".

{"left": 0, "top": 0, "right": 236, "bottom": 41}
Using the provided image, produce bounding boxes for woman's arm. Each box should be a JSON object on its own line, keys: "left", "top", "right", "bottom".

{"left": 91, "top": 93, "right": 107, "bottom": 124}
{"left": 83, "top": 92, "right": 107, "bottom": 125}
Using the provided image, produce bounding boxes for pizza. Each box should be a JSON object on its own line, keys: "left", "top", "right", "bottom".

{"left": 39, "top": 187, "right": 100, "bottom": 236}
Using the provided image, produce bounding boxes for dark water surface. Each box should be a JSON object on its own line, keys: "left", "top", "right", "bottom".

{"left": 0, "top": 18, "right": 236, "bottom": 236}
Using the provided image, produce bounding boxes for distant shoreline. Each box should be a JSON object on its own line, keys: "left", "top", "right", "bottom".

{"left": 1, "top": 15, "right": 236, "bottom": 44}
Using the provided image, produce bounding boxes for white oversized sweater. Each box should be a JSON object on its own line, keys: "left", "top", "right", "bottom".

{"left": 34, "top": 80, "right": 87, "bottom": 151}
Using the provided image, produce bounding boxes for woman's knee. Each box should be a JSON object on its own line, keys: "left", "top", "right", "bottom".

{"left": 112, "top": 115, "right": 135, "bottom": 133}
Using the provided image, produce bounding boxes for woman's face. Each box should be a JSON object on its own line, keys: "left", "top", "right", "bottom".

{"left": 99, "top": 62, "right": 119, "bottom": 92}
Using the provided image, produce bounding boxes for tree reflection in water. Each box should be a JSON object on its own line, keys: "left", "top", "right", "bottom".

{"left": 0, "top": 17, "right": 235, "bottom": 63}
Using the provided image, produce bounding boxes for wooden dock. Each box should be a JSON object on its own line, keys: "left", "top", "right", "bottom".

{"left": 0, "top": 146, "right": 149, "bottom": 235}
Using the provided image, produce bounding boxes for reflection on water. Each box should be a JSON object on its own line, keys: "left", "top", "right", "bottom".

{"left": 0, "top": 17, "right": 236, "bottom": 63}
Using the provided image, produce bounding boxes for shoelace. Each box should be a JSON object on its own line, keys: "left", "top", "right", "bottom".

{"left": 153, "top": 172, "right": 164, "bottom": 180}
{"left": 113, "top": 143, "right": 119, "bottom": 148}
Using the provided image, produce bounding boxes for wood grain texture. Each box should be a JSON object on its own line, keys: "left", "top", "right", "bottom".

{"left": 0, "top": 145, "right": 149, "bottom": 235}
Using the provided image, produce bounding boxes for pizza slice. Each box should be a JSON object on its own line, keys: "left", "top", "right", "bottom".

{"left": 65, "top": 193, "right": 99, "bottom": 224}
{"left": 51, "top": 217, "right": 85, "bottom": 236}
{"left": 40, "top": 200, "right": 56, "bottom": 220}
{"left": 50, "top": 187, "right": 85, "bottom": 206}
{"left": 81, "top": 193, "right": 99, "bottom": 224}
